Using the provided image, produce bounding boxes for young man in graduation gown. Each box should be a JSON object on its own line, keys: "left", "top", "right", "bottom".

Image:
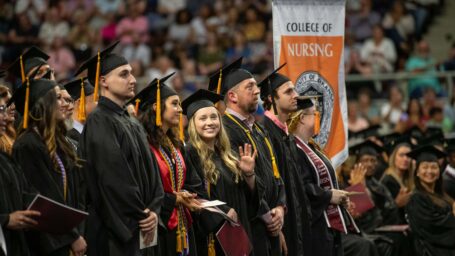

{"left": 63, "top": 78, "right": 96, "bottom": 143}
{"left": 0, "top": 101, "right": 40, "bottom": 256}
{"left": 443, "top": 138, "right": 455, "bottom": 199}
{"left": 289, "top": 97, "right": 359, "bottom": 256}
{"left": 76, "top": 42, "right": 164, "bottom": 256}
{"left": 209, "top": 58, "right": 286, "bottom": 256}
{"left": 350, "top": 141, "right": 413, "bottom": 256}
{"left": 7, "top": 46, "right": 55, "bottom": 83}
{"left": 257, "top": 66, "right": 312, "bottom": 256}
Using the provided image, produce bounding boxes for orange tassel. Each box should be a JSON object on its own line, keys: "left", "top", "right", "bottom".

{"left": 216, "top": 69, "right": 222, "bottom": 95}
{"left": 23, "top": 78, "right": 30, "bottom": 129}
{"left": 156, "top": 80, "right": 162, "bottom": 126}
{"left": 134, "top": 99, "right": 141, "bottom": 116}
{"left": 20, "top": 55, "right": 26, "bottom": 83}
{"left": 179, "top": 113, "right": 184, "bottom": 142}
{"left": 93, "top": 51, "right": 100, "bottom": 102}
{"left": 176, "top": 230, "right": 182, "bottom": 253}
{"left": 78, "top": 78, "right": 86, "bottom": 122}
{"left": 314, "top": 111, "right": 321, "bottom": 136}
{"left": 208, "top": 235, "right": 216, "bottom": 256}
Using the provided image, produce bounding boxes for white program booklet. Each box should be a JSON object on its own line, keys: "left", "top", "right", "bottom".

{"left": 140, "top": 227, "right": 158, "bottom": 249}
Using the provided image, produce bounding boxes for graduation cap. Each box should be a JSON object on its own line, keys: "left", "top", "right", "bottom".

{"left": 257, "top": 63, "right": 289, "bottom": 114}
{"left": 406, "top": 145, "right": 446, "bottom": 163}
{"left": 181, "top": 89, "right": 224, "bottom": 120}
{"left": 350, "top": 140, "right": 385, "bottom": 157}
{"left": 405, "top": 125, "right": 425, "bottom": 140}
{"left": 207, "top": 57, "right": 253, "bottom": 95}
{"left": 63, "top": 78, "right": 94, "bottom": 122}
{"left": 445, "top": 138, "right": 455, "bottom": 153}
{"left": 349, "top": 125, "right": 382, "bottom": 141}
{"left": 296, "top": 95, "right": 322, "bottom": 135}
{"left": 7, "top": 46, "right": 49, "bottom": 83}
{"left": 384, "top": 135, "right": 413, "bottom": 155}
{"left": 74, "top": 41, "right": 128, "bottom": 101}
{"left": 127, "top": 72, "right": 177, "bottom": 114}
{"left": 7, "top": 78, "right": 57, "bottom": 128}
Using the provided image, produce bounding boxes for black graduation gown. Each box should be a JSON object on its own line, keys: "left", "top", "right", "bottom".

{"left": 185, "top": 144, "right": 259, "bottom": 256}
{"left": 381, "top": 175, "right": 407, "bottom": 223}
{"left": 222, "top": 114, "right": 286, "bottom": 256}
{"left": 78, "top": 96, "right": 164, "bottom": 256}
{"left": 149, "top": 144, "right": 205, "bottom": 256}
{"left": 443, "top": 167, "right": 455, "bottom": 200}
{"left": 0, "top": 152, "right": 33, "bottom": 256}
{"left": 294, "top": 140, "right": 352, "bottom": 256}
{"left": 66, "top": 128, "right": 81, "bottom": 143}
{"left": 262, "top": 115, "right": 312, "bottom": 256}
{"left": 12, "top": 131, "right": 82, "bottom": 256}
{"left": 406, "top": 191, "right": 455, "bottom": 256}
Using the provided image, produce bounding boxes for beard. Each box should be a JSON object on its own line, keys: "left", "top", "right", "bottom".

{"left": 245, "top": 101, "right": 258, "bottom": 114}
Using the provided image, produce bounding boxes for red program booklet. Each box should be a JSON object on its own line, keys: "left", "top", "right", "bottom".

{"left": 27, "top": 194, "right": 88, "bottom": 234}
{"left": 216, "top": 221, "right": 252, "bottom": 256}
{"left": 345, "top": 183, "right": 375, "bottom": 215}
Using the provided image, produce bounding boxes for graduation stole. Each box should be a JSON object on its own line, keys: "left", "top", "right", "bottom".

{"left": 55, "top": 153, "right": 68, "bottom": 202}
{"left": 295, "top": 137, "right": 348, "bottom": 233}
{"left": 224, "top": 113, "right": 281, "bottom": 179}
{"left": 205, "top": 181, "right": 216, "bottom": 256}
{"left": 151, "top": 140, "right": 191, "bottom": 254}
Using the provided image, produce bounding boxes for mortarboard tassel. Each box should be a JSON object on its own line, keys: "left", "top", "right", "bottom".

{"left": 215, "top": 69, "right": 222, "bottom": 109}
{"left": 20, "top": 55, "right": 26, "bottom": 83}
{"left": 179, "top": 112, "right": 185, "bottom": 142}
{"left": 78, "top": 78, "right": 86, "bottom": 122}
{"left": 134, "top": 99, "right": 141, "bottom": 116}
{"left": 23, "top": 77, "right": 30, "bottom": 129}
{"left": 314, "top": 111, "right": 321, "bottom": 136}
{"left": 94, "top": 51, "right": 101, "bottom": 102}
{"left": 208, "top": 234, "right": 216, "bottom": 256}
{"left": 156, "top": 80, "right": 162, "bottom": 126}
{"left": 176, "top": 229, "right": 182, "bottom": 253}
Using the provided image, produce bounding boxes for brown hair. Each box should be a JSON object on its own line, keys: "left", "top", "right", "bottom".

{"left": 0, "top": 85, "right": 15, "bottom": 154}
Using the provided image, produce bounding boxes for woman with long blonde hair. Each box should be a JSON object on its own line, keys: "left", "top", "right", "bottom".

{"left": 183, "top": 89, "right": 257, "bottom": 256}
{"left": 381, "top": 139, "right": 414, "bottom": 222}
{"left": 0, "top": 85, "right": 16, "bottom": 155}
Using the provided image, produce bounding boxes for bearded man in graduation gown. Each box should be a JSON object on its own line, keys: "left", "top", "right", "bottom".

{"left": 208, "top": 58, "right": 286, "bottom": 256}
{"left": 257, "top": 66, "right": 312, "bottom": 256}
{"left": 77, "top": 42, "right": 164, "bottom": 256}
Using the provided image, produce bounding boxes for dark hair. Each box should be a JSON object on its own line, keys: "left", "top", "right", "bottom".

{"left": 414, "top": 160, "right": 444, "bottom": 196}
{"left": 262, "top": 89, "right": 280, "bottom": 111}
{"left": 429, "top": 106, "right": 443, "bottom": 116}
{"left": 138, "top": 101, "right": 182, "bottom": 150}
{"left": 406, "top": 98, "right": 423, "bottom": 116}
{"left": 17, "top": 89, "right": 78, "bottom": 169}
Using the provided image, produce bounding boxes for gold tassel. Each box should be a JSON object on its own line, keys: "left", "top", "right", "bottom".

{"left": 156, "top": 80, "right": 162, "bottom": 126}
{"left": 23, "top": 78, "right": 30, "bottom": 129}
{"left": 208, "top": 235, "right": 216, "bottom": 256}
{"left": 271, "top": 156, "right": 280, "bottom": 179}
{"left": 314, "top": 111, "right": 321, "bottom": 136}
{"left": 93, "top": 51, "right": 100, "bottom": 102}
{"left": 176, "top": 229, "right": 182, "bottom": 253}
{"left": 216, "top": 69, "right": 222, "bottom": 95}
{"left": 179, "top": 113, "right": 184, "bottom": 142}
{"left": 182, "top": 227, "right": 188, "bottom": 250}
{"left": 134, "top": 99, "right": 141, "bottom": 116}
{"left": 78, "top": 78, "right": 86, "bottom": 122}
{"left": 20, "top": 55, "right": 26, "bottom": 83}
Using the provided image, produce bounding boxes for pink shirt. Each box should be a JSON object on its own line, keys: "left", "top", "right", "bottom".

{"left": 264, "top": 110, "right": 288, "bottom": 135}
{"left": 116, "top": 16, "right": 149, "bottom": 44}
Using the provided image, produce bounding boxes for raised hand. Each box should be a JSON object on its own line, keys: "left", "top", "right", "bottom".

{"left": 238, "top": 143, "right": 257, "bottom": 174}
{"left": 349, "top": 163, "right": 367, "bottom": 185}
